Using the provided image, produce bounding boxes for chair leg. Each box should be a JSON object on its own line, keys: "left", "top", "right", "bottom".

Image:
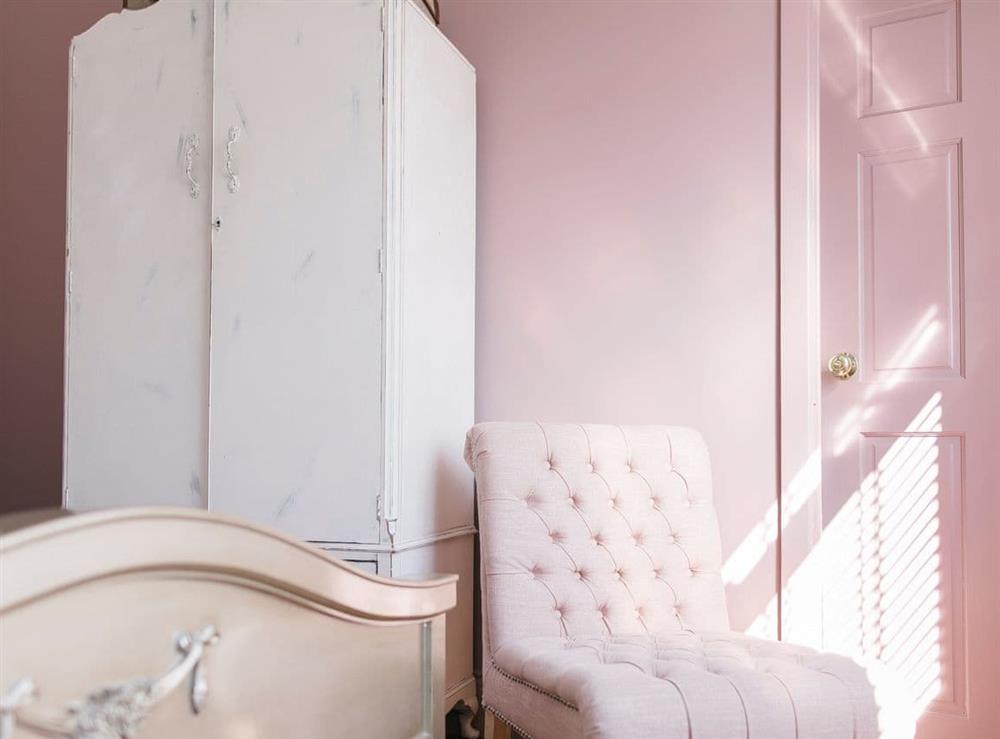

{"left": 483, "top": 708, "right": 512, "bottom": 739}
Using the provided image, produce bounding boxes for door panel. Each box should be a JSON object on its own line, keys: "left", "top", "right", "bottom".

{"left": 859, "top": 139, "right": 963, "bottom": 382}
{"left": 819, "top": 0, "right": 999, "bottom": 736}
{"left": 65, "top": 0, "right": 213, "bottom": 509}
{"left": 208, "top": 0, "right": 384, "bottom": 543}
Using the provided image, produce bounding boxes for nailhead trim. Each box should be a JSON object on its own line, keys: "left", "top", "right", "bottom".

{"left": 489, "top": 659, "right": 579, "bottom": 711}
{"left": 483, "top": 701, "right": 537, "bottom": 739}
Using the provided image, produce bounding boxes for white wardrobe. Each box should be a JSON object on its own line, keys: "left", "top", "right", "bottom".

{"left": 64, "top": 0, "right": 476, "bottom": 713}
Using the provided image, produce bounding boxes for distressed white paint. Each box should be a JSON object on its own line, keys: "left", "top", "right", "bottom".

{"left": 393, "top": 533, "right": 477, "bottom": 716}
{"left": 207, "top": 0, "right": 385, "bottom": 543}
{"left": 64, "top": 0, "right": 213, "bottom": 509}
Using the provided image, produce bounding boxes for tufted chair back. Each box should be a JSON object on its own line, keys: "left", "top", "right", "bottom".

{"left": 465, "top": 423, "right": 730, "bottom": 655}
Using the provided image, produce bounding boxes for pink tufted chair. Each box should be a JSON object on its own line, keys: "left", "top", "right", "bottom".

{"left": 465, "top": 423, "right": 914, "bottom": 739}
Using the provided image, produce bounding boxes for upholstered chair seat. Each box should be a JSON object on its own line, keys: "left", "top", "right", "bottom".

{"left": 465, "top": 423, "right": 914, "bottom": 739}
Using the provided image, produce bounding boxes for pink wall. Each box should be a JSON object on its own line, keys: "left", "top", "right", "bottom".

{"left": 0, "top": 0, "right": 119, "bottom": 513}
{"left": 441, "top": 0, "right": 779, "bottom": 633}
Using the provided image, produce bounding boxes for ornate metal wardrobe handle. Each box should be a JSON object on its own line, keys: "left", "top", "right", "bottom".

{"left": 183, "top": 134, "right": 201, "bottom": 199}
{"left": 225, "top": 126, "right": 241, "bottom": 194}
{"left": 0, "top": 625, "right": 218, "bottom": 739}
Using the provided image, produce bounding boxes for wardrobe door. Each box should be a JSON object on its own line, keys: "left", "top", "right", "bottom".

{"left": 65, "top": 0, "right": 213, "bottom": 509}
{"left": 208, "top": 0, "right": 385, "bottom": 542}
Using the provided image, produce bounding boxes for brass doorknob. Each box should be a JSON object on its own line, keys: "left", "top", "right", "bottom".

{"left": 828, "top": 352, "right": 858, "bottom": 380}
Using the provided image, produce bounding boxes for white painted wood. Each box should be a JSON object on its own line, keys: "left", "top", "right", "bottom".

{"left": 324, "top": 534, "right": 475, "bottom": 697}
{"left": 207, "top": 0, "right": 384, "bottom": 543}
{"left": 396, "top": 1, "right": 477, "bottom": 542}
{"left": 778, "top": 0, "right": 823, "bottom": 647}
{"left": 381, "top": 0, "right": 406, "bottom": 544}
{"left": 65, "top": 0, "right": 213, "bottom": 510}
{"left": 394, "top": 534, "right": 476, "bottom": 703}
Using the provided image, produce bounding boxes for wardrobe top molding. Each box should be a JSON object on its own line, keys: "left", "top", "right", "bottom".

{"left": 75, "top": 0, "right": 475, "bottom": 74}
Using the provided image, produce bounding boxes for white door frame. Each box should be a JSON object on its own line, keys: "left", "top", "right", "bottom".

{"left": 778, "top": 0, "right": 824, "bottom": 647}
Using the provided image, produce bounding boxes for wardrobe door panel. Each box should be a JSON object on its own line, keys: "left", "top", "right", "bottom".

{"left": 209, "top": 0, "right": 384, "bottom": 542}
{"left": 65, "top": 0, "right": 213, "bottom": 509}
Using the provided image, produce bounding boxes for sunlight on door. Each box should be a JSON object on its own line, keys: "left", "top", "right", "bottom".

{"left": 823, "top": 391, "right": 964, "bottom": 716}
{"left": 723, "top": 345, "right": 961, "bottom": 731}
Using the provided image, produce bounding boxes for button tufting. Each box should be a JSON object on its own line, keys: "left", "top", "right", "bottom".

{"left": 473, "top": 423, "right": 781, "bottom": 697}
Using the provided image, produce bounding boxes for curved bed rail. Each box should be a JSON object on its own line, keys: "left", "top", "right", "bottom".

{"left": 0, "top": 508, "right": 458, "bottom": 739}
{"left": 0, "top": 508, "right": 457, "bottom": 620}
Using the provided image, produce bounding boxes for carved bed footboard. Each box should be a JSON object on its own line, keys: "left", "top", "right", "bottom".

{"left": 0, "top": 509, "right": 457, "bottom": 739}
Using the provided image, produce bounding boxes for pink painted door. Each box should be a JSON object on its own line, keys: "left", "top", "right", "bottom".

{"left": 819, "top": 0, "right": 1000, "bottom": 737}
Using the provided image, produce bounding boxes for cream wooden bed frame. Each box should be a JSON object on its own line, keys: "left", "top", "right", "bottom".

{"left": 0, "top": 508, "right": 457, "bottom": 739}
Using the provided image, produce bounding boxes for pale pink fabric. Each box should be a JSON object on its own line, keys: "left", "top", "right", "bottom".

{"left": 466, "top": 423, "right": 914, "bottom": 739}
